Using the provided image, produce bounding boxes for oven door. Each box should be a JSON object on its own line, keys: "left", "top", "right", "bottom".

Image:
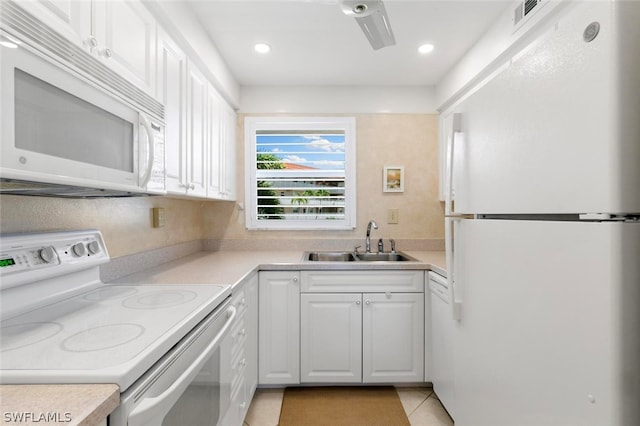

{"left": 111, "top": 299, "right": 236, "bottom": 426}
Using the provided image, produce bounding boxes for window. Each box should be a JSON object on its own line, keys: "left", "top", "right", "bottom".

{"left": 245, "top": 117, "right": 356, "bottom": 230}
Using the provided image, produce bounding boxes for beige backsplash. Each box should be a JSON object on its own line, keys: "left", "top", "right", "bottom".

{"left": 0, "top": 113, "right": 443, "bottom": 259}
{"left": 0, "top": 195, "right": 205, "bottom": 258}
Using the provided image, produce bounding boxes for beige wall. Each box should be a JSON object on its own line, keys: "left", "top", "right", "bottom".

{"left": 203, "top": 113, "right": 444, "bottom": 246}
{"left": 0, "top": 195, "right": 206, "bottom": 258}
{"left": 0, "top": 113, "right": 443, "bottom": 258}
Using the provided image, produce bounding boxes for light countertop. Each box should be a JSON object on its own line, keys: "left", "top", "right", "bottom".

{"left": 1, "top": 250, "right": 445, "bottom": 423}
{"left": 113, "top": 250, "right": 447, "bottom": 288}
{"left": 0, "top": 384, "right": 119, "bottom": 426}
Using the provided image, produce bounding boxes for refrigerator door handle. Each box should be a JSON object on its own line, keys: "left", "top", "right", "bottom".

{"left": 445, "top": 112, "right": 464, "bottom": 320}
{"left": 444, "top": 113, "right": 463, "bottom": 216}
{"left": 445, "top": 216, "right": 463, "bottom": 320}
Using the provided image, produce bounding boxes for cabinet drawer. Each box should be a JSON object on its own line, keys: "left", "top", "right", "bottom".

{"left": 229, "top": 316, "right": 247, "bottom": 357}
{"left": 230, "top": 347, "right": 247, "bottom": 393}
{"left": 301, "top": 270, "right": 424, "bottom": 293}
{"left": 231, "top": 286, "right": 248, "bottom": 314}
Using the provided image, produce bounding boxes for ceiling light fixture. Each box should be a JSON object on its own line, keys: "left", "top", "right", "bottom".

{"left": 254, "top": 43, "right": 271, "bottom": 54}
{"left": 340, "top": 1, "right": 396, "bottom": 50}
{"left": 418, "top": 44, "right": 435, "bottom": 54}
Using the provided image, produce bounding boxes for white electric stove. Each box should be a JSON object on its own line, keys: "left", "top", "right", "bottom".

{"left": 0, "top": 230, "right": 235, "bottom": 425}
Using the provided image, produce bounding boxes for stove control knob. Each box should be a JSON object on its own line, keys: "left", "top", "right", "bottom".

{"left": 39, "top": 246, "right": 57, "bottom": 263}
{"left": 72, "top": 242, "right": 86, "bottom": 257}
{"left": 87, "top": 241, "right": 101, "bottom": 255}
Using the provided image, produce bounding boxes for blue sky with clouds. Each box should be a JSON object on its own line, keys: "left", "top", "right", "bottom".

{"left": 257, "top": 134, "right": 345, "bottom": 170}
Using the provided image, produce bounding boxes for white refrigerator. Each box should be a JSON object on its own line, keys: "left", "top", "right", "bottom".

{"left": 444, "top": 1, "right": 640, "bottom": 425}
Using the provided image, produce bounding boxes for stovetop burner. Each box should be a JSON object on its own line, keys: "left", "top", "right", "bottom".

{"left": 122, "top": 289, "right": 197, "bottom": 309}
{"left": 1, "top": 322, "right": 63, "bottom": 352}
{"left": 61, "top": 323, "right": 145, "bottom": 352}
{"left": 83, "top": 287, "right": 138, "bottom": 301}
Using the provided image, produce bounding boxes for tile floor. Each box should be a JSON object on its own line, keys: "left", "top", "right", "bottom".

{"left": 243, "top": 386, "right": 454, "bottom": 426}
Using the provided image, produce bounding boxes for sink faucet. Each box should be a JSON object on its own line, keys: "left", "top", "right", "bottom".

{"left": 365, "top": 220, "right": 378, "bottom": 253}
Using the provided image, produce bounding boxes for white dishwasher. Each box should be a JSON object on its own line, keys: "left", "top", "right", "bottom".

{"left": 428, "top": 271, "right": 455, "bottom": 419}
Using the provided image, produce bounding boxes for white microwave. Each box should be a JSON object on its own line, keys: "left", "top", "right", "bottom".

{"left": 0, "top": 23, "right": 165, "bottom": 197}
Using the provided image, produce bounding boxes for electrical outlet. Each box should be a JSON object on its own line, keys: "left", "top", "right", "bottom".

{"left": 387, "top": 209, "right": 399, "bottom": 224}
{"left": 152, "top": 207, "right": 165, "bottom": 228}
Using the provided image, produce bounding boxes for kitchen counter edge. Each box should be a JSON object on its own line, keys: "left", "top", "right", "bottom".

{"left": 0, "top": 383, "right": 119, "bottom": 426}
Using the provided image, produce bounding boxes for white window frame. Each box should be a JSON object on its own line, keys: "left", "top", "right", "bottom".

{"left": 244, "top": 116, "right": 357, "bottom": 230}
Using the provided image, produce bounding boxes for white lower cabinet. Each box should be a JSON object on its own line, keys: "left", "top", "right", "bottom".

{"left": 258, "top": 271, "right": 300, "bottom": 385}
{"left": 301, "top": 293, "right": 362, "bottom": 383}
{"left": 222, "top": 273, "right": 258, "bottom": 426}
{"left": 300, "top": 271, "right": 425, "bottom": 384}
{"left": 362, "top": 292, "right": 424, "bottom": 383}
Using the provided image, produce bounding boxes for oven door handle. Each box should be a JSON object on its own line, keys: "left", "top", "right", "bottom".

{"left": 128, "top": 305, "right": 237, "bottom": 426}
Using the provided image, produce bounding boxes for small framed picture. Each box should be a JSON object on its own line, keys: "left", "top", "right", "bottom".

{"left": 383, "top": 166, "right": 404, "bottom": 192}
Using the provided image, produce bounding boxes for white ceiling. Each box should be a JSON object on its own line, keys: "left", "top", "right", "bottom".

{"left": 188, "top": 0, "right": 513, "bottom": 87}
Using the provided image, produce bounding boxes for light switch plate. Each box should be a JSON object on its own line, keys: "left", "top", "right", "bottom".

{"left": 387, "top": 209, "right": 399, "bottom": 224}
{"left": 152, "top": 207, "right": 165, "bottom": 228}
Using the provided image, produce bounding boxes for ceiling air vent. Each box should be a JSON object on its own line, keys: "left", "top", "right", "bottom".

{"left": 513, "top": 0, "right": 547, "bottom": 30}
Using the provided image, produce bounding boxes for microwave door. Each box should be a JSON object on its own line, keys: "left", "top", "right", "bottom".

{"left": 0, "top": 41, "right": 146, "bottom": 193}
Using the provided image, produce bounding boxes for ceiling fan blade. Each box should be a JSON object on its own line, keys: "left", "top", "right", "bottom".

{"left": 341, "top": 1, "right": 395, "bottom": 50}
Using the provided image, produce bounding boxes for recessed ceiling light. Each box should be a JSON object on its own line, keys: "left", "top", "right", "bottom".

{"left": 418, "top": 44, "right": 435, "bottom": 54}
{"left": 254, "top": 43, "right": 271, "bottom": 54}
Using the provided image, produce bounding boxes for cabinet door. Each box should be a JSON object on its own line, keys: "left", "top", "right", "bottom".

{"left": 205, "top": 85, "right": 223, "bottom": 198}
{"left": 363, "top": 293, "right": 424, "bottom": 383}
{"left": 244, "top": 273, "right": 259, "bottom": 407}
{"left": 185, "top": 62, "right": 208, "bottom": 197}
{"left": 16, "top": 0, "right": 91, "bottom": 48}
{"left": 157, "top": 31, "right": 188, "bottom": 194}
{"left": 301, "top": 293, "right": 362, "bottom": 383}
{"left": 430, "top": 284, "right": 455, "bottom": 416}
{"left": 258, "top": 271, "right": 300, "bottom": 385}
{"left": 92, "top": 0, "right": 156, "bottom": 94}
{"left": 219, "top": 101, "right": 237, "bottom": 200}
{"left": 204, "top": 88, "right": 236, "bottom": 200}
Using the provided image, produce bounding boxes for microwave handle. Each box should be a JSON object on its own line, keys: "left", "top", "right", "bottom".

{"left": 127, "top": 305, "right": 237, "bottom": 426}
{"left": 139, "top": 114, "right": 155, "bottom": 188}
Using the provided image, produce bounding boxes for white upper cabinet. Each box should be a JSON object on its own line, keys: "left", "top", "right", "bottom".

{"left": 218, "top": 100, "right": 237, "bottom": 200}
{"left": 205, "top": 85, "right": 237, "bottom": 200}
{"left": 91, "top": 0, "right": 156, "bottom": 95}
{"left": 185, "top": 62, "right": 208, "bottom": 198}
{"left": 157, "top": 30, "right": 187, "bottom": 194}
{"left": 15, "top": 0, "right": 236, "bottom": 200}
{"left": 206, "top": 85, "right": 223, "bottom": 198}
{"left": 19, "top": 0, "right": 157, "bottom": 96}
{"left": 19, "top": 0, "right": 91, "bottom": 46}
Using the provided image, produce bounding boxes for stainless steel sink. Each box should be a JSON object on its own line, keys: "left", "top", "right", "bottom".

{"left": 305, "top": 251, "right": 357, "bottom": 262}
{"left": 303, "top": 251, "right": 417, "bottom": 262}
{"left": 355, "top": 252, "right": 417, "bottom": 262}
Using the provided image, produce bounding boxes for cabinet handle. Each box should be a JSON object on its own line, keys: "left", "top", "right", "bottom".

{"left": 365, "top": 300, "right": 371, "bottom": 305}
{"left": 355, "top": 300, "right": 361, "bottom": 305}
{"left": 292, "top": 277, "right": 298, "bottom": 283}
{"left": 101, "top": 48, "right": 113, "bottom": 58}
{"left": 87, "top": 36, "right": 98, "bottom": 48}
{"left": 178, "top": 182, "right": 195, "bottom": 191}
